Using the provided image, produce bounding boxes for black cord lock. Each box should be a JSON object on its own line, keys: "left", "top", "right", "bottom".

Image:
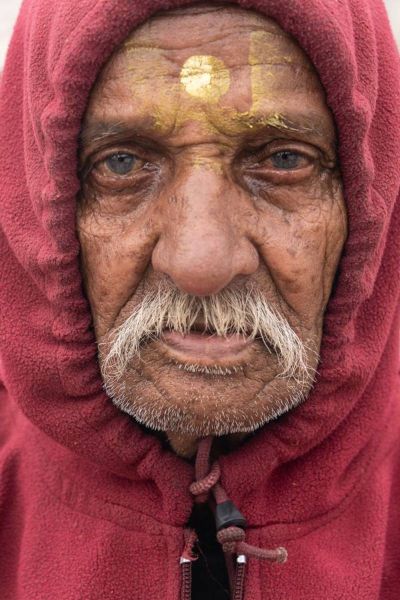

{"left": 215, "top": 500, "right": 247, "bottom": 531}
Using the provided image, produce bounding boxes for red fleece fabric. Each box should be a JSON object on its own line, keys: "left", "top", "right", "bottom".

{"left": 0, "top": 0, "right": 399, "bottom": 598}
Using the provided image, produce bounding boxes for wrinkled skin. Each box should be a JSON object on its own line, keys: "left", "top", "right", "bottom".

{"left": 78, "top": 4, "right": 347, "bottom": 457}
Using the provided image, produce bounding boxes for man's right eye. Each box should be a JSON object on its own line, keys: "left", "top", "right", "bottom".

{"left": 104, "top": 152, "right": 138, "bottom": 175}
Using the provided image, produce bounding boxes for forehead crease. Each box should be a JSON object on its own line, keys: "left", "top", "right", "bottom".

{"left": 104, "top": 59, "right": 315, "bottom": 92}
{"left": 84, "top": 8, "right": 331, "bottom": 142}
{"left": 124, "top": 11, "right": 292, "bottom": 52}
{"left": 116, "top": 44, "right": 313, "bottom": 86}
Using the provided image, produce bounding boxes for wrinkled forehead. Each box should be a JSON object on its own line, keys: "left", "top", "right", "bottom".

{"left": 130, "top": 3, "right": 289, "bottom": 47}
{"left": 102, "top": 3, "right": 317, "bottom": 85}
{"left": 85, "top": 3, "right": 333, "bottom": 142}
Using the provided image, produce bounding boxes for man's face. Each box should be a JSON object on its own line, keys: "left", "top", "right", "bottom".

{"left": 78, "top": 4, "right": 347, "bottom": 456}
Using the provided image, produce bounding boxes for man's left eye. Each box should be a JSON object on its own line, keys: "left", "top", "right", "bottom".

{"left": 269, "top": 151, "right": 305, "bottom": 170}
{"left": 105, "top": 153, "right": 138, "bottom": 175}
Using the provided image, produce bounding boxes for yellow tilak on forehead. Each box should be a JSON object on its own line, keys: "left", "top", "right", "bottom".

{"left": 175, "top": 42, "right": 290, "bottom": 132}
{"left": 249, "top": 30, "right": 287, "bottom": 113}
{"left": 124, "top": 40, "right": 292, "bottom": 136}
{"left": 180, "top": 55, "right": 231, "bottom": 103}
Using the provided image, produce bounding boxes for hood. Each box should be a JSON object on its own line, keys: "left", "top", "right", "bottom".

{"left": 0, "top": 0, "right": 399, "bottom": 529}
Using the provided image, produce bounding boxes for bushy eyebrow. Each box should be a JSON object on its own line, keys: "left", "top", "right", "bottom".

{"left": 230, "top": 111, "right": 328, "bottom": 138}
{"left": 80, "top": 121, "right": 128, "bottom": 146}
{"left": 80, "top": 110, "right": 331, "bottom": 149}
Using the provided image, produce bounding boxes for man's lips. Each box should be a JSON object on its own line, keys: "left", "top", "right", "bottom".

{"left": 159, "top": 330, "right": 251, "bottom": 364}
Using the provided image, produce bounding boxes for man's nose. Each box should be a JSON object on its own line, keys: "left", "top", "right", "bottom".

{"left": 152, "top": 170, "right": 259, "bottom": 296}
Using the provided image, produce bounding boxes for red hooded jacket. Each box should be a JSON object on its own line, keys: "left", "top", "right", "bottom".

{"left": 0, "top": 0, "right": 399, "bottom": 598}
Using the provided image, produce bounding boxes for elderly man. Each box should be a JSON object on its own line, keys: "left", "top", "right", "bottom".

{"left": 0, "top": 0, "right": 399, "bottom": 599}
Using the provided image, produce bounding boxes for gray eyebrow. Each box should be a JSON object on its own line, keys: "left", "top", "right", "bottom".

{"left": 233, "top": 111, "right": 329, "bottom": 139}
{"left": 79, "top": 121, "right": 128, "bottom": 146}
{"left": 79, "top": 109, "right": 332, "bottom": 151}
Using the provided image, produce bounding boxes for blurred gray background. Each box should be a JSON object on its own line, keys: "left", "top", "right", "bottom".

{"left": 0, "top": 0, "right": 399, "bottom": 65}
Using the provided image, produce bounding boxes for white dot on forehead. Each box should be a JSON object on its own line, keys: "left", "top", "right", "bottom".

{"left": 180, "top": 55, "right": 231, "bottom": 103}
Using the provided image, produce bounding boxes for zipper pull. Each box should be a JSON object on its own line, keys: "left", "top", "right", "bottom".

{"left": 180, "top": 557, "right": 192, "bottom": 600}
{"left": 180, "top": 529, "right": 198, "bottom": 600}
{"left": 233, "top": 555, "right": 247, "bottom": 600}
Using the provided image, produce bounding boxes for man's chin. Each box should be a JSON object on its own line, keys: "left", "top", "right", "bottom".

{"left": 104, "top": 367, "right": 309, "bottom": 443}
{"left": 99, "top": 334, "right": 316, "bottom": 454}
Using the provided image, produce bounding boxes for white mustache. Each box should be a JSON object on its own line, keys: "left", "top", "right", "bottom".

{"left": 100, "top": 283, "right": 312, "bottom": 384}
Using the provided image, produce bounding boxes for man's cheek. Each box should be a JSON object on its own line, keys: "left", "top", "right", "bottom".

{"left": 77, "top": 224, "right": 134, "bottom": 336}
{"left": 255, "top": 230, "right": 327, "bottom": 323}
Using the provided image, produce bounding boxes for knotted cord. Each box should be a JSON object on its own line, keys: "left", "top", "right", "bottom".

{"left": 190, "top": 436, "right": 288, "bottom": 564}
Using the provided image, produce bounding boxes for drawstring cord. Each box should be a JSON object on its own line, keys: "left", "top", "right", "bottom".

{"left": 180, "top": 528, "right": 198, "bottom": 563}
{"left": 189, "top": 436, "right": 288, "bottom": 564}
{"left": 181, "top": 436, "right": 287, "bottom": 600}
